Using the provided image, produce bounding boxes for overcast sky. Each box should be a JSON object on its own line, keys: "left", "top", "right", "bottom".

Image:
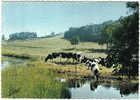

{"left": 2, "top": 2, "right": 128, "bottom": 37}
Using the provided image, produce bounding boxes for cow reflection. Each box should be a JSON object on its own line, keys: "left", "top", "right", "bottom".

{"left": 67, "top": 79, "right": 86, "bottom": 88}
{"left": 61, "top": 88, "right": 71, "bottom": 98}
{"left": 90, "top": 80, "right": 99, "bottom": 91}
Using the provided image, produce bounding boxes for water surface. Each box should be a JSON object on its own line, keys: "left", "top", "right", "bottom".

{"left": 66, "top": 79, "right": 138, "bottom": 99}
{"left": 2, "top": 56, "right": 30, "bottom": 69}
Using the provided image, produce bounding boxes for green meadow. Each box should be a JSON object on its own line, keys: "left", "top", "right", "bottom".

{"left": 2, "top": 34, "right": 107, "bottom": 58}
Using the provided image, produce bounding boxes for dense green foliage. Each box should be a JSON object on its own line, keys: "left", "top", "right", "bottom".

{"left": 64, "top": 20, "right": 116, "bottom": 42}
{"left": 98, "top": 24, "right": 119, "bottom": 49}
{"left": 70, "top": 36, "right": 80, "bottom": 45}
{"left": 9, "top": 32, "right": 37, "bottom": 40}
{"left": 103, "top": 2, "right": 139, "bottom": 78}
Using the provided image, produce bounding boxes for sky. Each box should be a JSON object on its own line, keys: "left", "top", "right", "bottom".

{"left": 2, "top": 2, "right": 128, "bottom": 37}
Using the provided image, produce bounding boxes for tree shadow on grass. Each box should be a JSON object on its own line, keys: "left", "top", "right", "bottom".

{"left": 86, "top": 48, "right": 107, "bottom": 54}
{"left": 63, "top": 48, "right": 75, "bottom": 51}
{"left": 63, "top": 48, "right": 107, "bottom": 53}
{"left": 54, "top": 61, "right": 79, "bottom": 66}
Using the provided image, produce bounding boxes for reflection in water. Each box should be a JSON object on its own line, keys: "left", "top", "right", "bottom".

{"left": 2, "top": 56, "right": 29, "bottom": 69}
{"left": 66, "top": 79, "right": 138, "bottom": 99}
{"left": 119, "top": 83, "right": 138, "bottom": 97}
{"left": 90, "top": 80, "right": 99, "bottom": 91}
{"left": 61, "top": 88, "right": 71, "bottom": 99}
{"left": 2, "top": 61, "right": 10, "bottom": 68}
{"left": 102, "top": 81, "right": 138, "bottom": 97}
{"left": 67, "top": 79, "right": 99, "bottom": 91}
{"left": 67, "top": 79, "right": 87, "bottom": 88}
{"left": 102, "top": 83, "right": 112, "bottom": 89}
{"left": 2, "top": 60, "right": 27, "bottom": 69}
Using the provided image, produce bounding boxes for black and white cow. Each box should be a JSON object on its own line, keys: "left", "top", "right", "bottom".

{"left": 91, "top": 61, "right": 99, "bottom": 80}
{"left": 84, "top": 59, "right": 100, "bottom": 80}
{"left": 45, "top": 54, "right": 53, "bottom": 62}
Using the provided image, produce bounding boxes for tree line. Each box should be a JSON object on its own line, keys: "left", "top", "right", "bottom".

{"left": 9, "top": 32, "right": 37, "bottom": 40}
{"left": 7, "top": 32, "right": 59, "bottom": 40}
{"left": 64, "top": 20, "right": 118, "bottom": 42}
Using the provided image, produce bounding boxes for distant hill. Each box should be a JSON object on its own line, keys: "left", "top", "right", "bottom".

{"left": 64, "top": 20, "right": 119, "bottom": 42}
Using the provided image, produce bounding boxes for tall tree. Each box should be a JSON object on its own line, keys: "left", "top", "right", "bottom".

{"left": 98, "top": 24, "right": 118, "bottom": 49}
{"left": 107, "top": 2, "right": 139, "bottom": 78}
{"left": 70, "top": 36, "right": 80, "bottom": 50}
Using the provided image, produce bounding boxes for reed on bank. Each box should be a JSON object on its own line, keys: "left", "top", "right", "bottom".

{"left": 2, "top": 62, "right": 66, "bottom": 98}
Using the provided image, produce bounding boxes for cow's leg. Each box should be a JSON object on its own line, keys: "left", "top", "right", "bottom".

{"left": 94, "top": 69, "right": 99, "bottom": 81}
{"left": 96, "top": 74, "right": 99, "bottom": 81}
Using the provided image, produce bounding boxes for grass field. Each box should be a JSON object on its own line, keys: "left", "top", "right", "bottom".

{"left": 2, "top": 34, "right": 107, "bottom": 58}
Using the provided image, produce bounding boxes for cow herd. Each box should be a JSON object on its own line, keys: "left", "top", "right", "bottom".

{"left": 45, "top": 52, "right": 107, "bottom": 80}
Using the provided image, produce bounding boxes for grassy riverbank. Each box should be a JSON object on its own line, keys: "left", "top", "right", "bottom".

{"left": 2, "top": 62, "right": 69, "bottom": 98}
